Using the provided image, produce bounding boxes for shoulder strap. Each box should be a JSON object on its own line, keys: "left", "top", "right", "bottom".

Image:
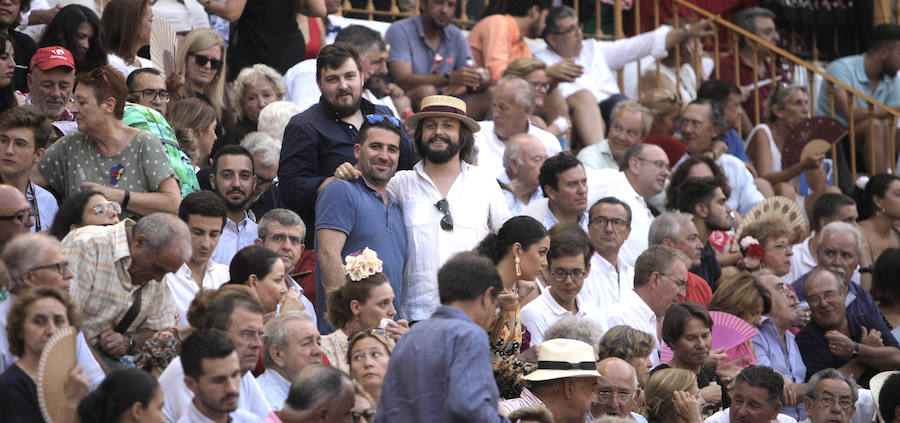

{"left": 113, "top": 285, "right": 144, "bottom": 334}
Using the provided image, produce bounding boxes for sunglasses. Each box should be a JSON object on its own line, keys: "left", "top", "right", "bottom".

{"left": 192, "top": 54, "right": 223, "bottom": 70}
{"left": 91, "top": 201, "right": 122, "bottom": 216}
{"left": 365, "top": 114, "right": 400, "bottom": 127}
{"left": 435, "top": 198, "right": 453, "bottom": 231}
{"left": 351, "top": 408, "right": 376, "bottom": 423}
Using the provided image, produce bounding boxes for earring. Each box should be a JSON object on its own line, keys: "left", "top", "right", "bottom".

{"left": 515, "top": 256, "right": 521, "bottom": 277}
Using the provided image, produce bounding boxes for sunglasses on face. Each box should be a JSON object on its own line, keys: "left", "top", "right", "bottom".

{"left": 192, "top": 54, "right": 223, "bottom": 70}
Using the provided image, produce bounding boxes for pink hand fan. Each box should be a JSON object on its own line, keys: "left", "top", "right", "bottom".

{"left": 659, "top": 311, "right": 758, "bottom": 363}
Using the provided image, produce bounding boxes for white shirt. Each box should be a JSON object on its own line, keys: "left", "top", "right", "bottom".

{"left": 796, "top": 388, "right": 875, "bottom": 423}
{"left": 211, "top": 215, "right": 258, "bottom": 265}
{"left": 497, "top": 171, "right": 543, "bottom": 216}
{"left": 521, "top": 197, "right": 589, "bottom": 233}
{"left": 387, "top": 161, "right": 510, "bottom": 321}
{"left": 159, "top": 356, "right": 272, "bottom": 423}
{"left": 28, "top": 182, "right": 58, "bottom": 232}
{"left": 474, "top": 120, "right": 562, "bottom": 178}
{"left": 604, "top": 289, "right": 660, "bottom": 366}
{"left": 578, "top": 253, "right": 634, "bottom": 310}
{"left": 256, "top": 368, "right": 291, "bottom": 410}
{"left": 521, "top": 287, "right": 600, "bottom": 347}
{"left": 107, "top": 54, "right": 155, "bottom": 78}
{"left": 283, "top": 276, "right": 317, "bottom": 327}
{"left": 587, "top": 169, "right": 655, "bottom": 267}
{"left": 152, "top": 0, "right": 210, "bottom": 33}
{"left": 284, "top": 59, "right": 318, "bottom": 110}
{"left": 715, "top": 154, "right": 765, "bottom": 217}
{"left": 534, "top": 26, "right": 671, "bottom": 101}
{"left": 704, "top": 409, "right": 797, "bottom": 423}
{"left": 165, "top": 261, "right": 230, "bottom": 325}
{"left": 177, "top": 400, "right": 261, "bottom": 423}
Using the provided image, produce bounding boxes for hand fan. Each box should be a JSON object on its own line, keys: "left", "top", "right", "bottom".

{"left": 782, "top": 116, "right": 846, "bottom": 170}
{"left": 37, "top": 326, "right": 77, "bottom": 423}
{"left": 151, "top": 18, "right": 178, "bottom": 76}
{"left": 659, "top": 311, "right": 758, "bottom": 363}
{"left": 732, "top": 196, "right": 808, "bottom": 252}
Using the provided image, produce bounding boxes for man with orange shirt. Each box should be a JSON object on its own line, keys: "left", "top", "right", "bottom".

{"left": 467, "top": 0, "right": 551, "bottom": 85}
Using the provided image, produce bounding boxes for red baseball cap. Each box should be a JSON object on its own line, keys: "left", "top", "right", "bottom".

{"left": 30, "top": 46, "right": 75, "bottom": 71}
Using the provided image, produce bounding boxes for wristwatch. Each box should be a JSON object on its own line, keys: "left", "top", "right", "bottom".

{"left": 126, "top": 334, "right": 137, "bottom": 355}
{"left": 851, "top": 342, "right": 860, "bottom": 359}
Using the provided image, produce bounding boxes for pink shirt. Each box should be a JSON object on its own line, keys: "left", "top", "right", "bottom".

{"left": 467, "top": 14, "right": 531, "bottom": 84}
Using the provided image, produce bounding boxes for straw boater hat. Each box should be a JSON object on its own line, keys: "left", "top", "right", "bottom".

{"left": 522, "top": 338, "right": 603, "bottom": 382}
{"left": 404, "top": 95, "right": 481, "bottom": 133}
{"left": 870, "top": 370, "right": 900, "bottom": 423}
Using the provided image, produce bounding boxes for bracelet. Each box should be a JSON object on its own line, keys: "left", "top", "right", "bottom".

{"left": 122, "top": 190, "right": 131, "bottom": 210}
{"left": 851, "top": 342, "right": 860, "bottom": 359}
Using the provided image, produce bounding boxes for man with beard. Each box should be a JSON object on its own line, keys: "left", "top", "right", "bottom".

{"left": 468, "top": 0, "right": 551, "bottom": 85}
{"left": 179, "top": 330, "right": 260, "bottom": 423}
{"left": 816, "top": 24, "right": 900, "bottom": 173}
{"left": 315, "top": 115, "right": 407, "bottom": 332}
{"left": 26, "top": 46, "right": 76, "bottom": 136}
{"left": 280, "top": 43, "right": 416, "bottom": 247}
{"left": 676, "top": 177, "right": 733, "bottom": 290}
{"left": 210, "top": 145, "right": 258, "bottom": 265}
{"left": 385, "top": 0, "right": 489, "bottom": 110}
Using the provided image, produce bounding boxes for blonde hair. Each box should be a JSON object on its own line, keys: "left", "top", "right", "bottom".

{"left": 231, "top": 64, "right": 287, "bottom": 122}
{"left": 641, "top": 88, "right": 682, "bottom": 120}
{"left": 708, "top": 273, "right": 772, "bottom": 319}
{"left": 502, "top": 57, "right": 546, "bottom": 78}
{"left": 177, "top": 28, "right": 227, "bottom": 121}
{"left": 641, "top": 368, "right": 696, "bottom": 423}
{"left": 765, "top": 84, "right": 806, "bottom": 122}
{"left": 740, "top": 217, "right": 792, "bottom": 249}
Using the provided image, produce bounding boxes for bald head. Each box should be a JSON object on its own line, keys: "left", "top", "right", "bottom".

{"left": 598, "top": 357, "right": 637, "bottom": 386}
{"left": 594, "top": 357, "right": 639, "bottom": 418}
{"left": 494, "top": 76, "right": 537, "bottom": 139}
{"left": 505, "top": 134, "right": 548, "bottom": 192}
{"left": 0, "top": 185, "right": 33, "bottom": 246}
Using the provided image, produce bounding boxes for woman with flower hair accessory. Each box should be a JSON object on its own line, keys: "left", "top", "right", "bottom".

{"left": 321, "top": 247, "right": 408, "bottom": 372}
{"left": 474, "top": 215, "right": 550, "bottom": 399}
{"left": 737, "top": 217, "right": 793, "bottom": 276}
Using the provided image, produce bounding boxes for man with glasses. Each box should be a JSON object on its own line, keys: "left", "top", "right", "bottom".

{"left": 125, "top": 68, "right": 169, "bottom": 114}
{"left": 0, "top": 184, "right": 34, "bottom": 251}
{"left": 255, "top": 208, "right": 316, "bottom": 324}
{"left": 593, "top": 357, "right": 646, "bottom": 422}
{"left": 25, "top": 46, "right": 76, "bottom": 136}
{"left": 160, "top": 288, "right": 272, "bottom": 422}
{"left": 315, "top": 114, "right": 407, "bottom": 332}
{"left": 474, "top": 76, "right": 561, "bottom": 178}
{"left": 802, "top": 369, "right": 858, "bottom": 423}
{"left": 796, "top": 267, "right": 900, "bottom": 389}
{"left": 240, "top": 132, "right": 283, "bottom": 219}
{"left": 577, "top": 197, "right": 634, "bottom": 310}
{"left": 605, "top": 245, "right": 691, "bottom": 366}
{"left": 522, "top": 222, "right": 597, "bottom": 346}
{"left": 649, "top": 212, "right": 711, "bottom": 306}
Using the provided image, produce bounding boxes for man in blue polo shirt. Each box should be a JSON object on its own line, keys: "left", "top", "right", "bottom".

{"left": 815, "top": 24, "right": 900, "bottom": 174}
{"left": 314, "top": 114, "right": 408, "bottom": 333}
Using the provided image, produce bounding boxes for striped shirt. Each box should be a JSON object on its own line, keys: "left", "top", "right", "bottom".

{"left": 62, "top": 220, "right": 176, "bottom": 346}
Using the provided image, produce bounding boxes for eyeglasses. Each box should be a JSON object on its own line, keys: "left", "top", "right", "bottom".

{"left": 590, "top": 216, "right": 629, "bottom": 230}
{"left": 807, "top": 290, "right": 841, "bottom": 306}
{"left": 549, "top": 25, "right": 581, "bottom": 35}
{"left": 0, "top": 210, "right": 34, "bottom": 224}
{"left": 659, "top": 273, "right": 687, "bottom": 288}
{"left": 90, "top": 68, "right": 114, "bottom": 99}
{"left": 255, "top": 174, "right": 275, "bottom": 187}
{"left": 812, "top": 394, "right": 854, "bottom": 411}
{"left": 28, "top": 261, "right": 70, "bottom": 275}
{"left": 365, "top": 114, "right": 400, "bottom": 128}
{"left": 131, "top": 89, "right": 170, "bottom": 103}
{"left": 529, "top": 81, "right": 550, "bottom": 93}
{"left": 351, "top": 408, "right": 376, "bottom": 423}
{"left": 597, "top": 389, "right": 634, "bottom": 402}
{"left": 91, "top": 201, "right": 121, "bottom": 216}
{"left": 549, "top": 269, "right": 588, "bottom": 282}
{"left": 435, "top": 198, "right": 453, "bottom": 231}
{"left": 192, "top": 54, "right": 223, "bottom": 70}
{"left": 635, "top": 157, "right": 671, "bottom": 173}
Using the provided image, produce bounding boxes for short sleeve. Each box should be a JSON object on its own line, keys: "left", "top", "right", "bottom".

{"left": 385, "top": 22, "right": 412, "bottom": 64}
{"left": 37, "top": 133, "right": 74, "bottom": 196}
{"left": 315, "top": 180, "right": 357, "bottom": 234}
{"left": 452, "top": 29, "right": 472, "bottom": 70}
{"left": 135, "top": 131, "right": 176, "bottom": 191}
{"left": 141, "top": 283, "right": 177, "bottom": 332}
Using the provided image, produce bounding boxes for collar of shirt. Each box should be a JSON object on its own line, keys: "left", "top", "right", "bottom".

{"left": 413, "top": 158, "right": 471, "bottom": 188}
{"left": 317, "top": 95, "right": 379, "bottom": 122}
{"left": 413, "top": 14, "right": 453, "bottom": 46}
{"left": 598, "top": 139, "right": 615, "bottom": 161}
{"left": 226, "top": 213, "right": 253, "bottom": 230}
{"left": 852, "top": 54, "right": 877, "bottom": 87}
{"left": 176, "top": 260, "right": 223, "bottom": 281}
{"left": 355, "top": 176, "right": 397, "bottom": 205}
{"left": 117, "top": 219, "right": 136, "bottom": 267}
{"left": 626, "top": 289, "right": 657, "bottom": 323}
{"left": 546, "top": 204, "right": 588, "bottom": 228}
{"left": 259, "top": 368, "right": 291, "bottom": 397}
{"left": 539, "top": 287, "right": 585, "bottom": 317}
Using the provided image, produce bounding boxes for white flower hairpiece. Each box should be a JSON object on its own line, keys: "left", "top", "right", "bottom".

{"left": 856, "top": 175, "right": 870, "bottom": 190}
{"left": 344, "top": 248, "right": 383, "bottom": 282}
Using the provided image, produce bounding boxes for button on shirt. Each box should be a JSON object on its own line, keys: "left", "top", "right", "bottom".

{"left": 534, "top": 27, "right": 670, "bottom": 102}
{"left": 211, "top": 215, "right": 258, "bottom": 265}
{"left": 160, "top": 356, "right": 271, "bottom": 423}
{"left": 165, "top": 261, "right": 230, "bottom": 325}
{"left": 605, "top": 289, "right": 661, "bottom": 367}
{"left": 752, "top": 317, "right": 807, "bottom": 421}
{"left": 474, "top": 120, "right": 562, "bottom": 178}
{"left": 388, "top": 161, "right": 510, "bottom": 321}
{"left": 521, "top": 287, "right": 600, "bottom": 347}
{"left": 715, "top": 154, "right": 764, "bottom": 216}
{"left": 587, "top": 169, "right": 654, "bottom": 267}
{"left": 256, "top": 368, "right": 291, "bottom": 410}
{"left": 576, "top": 139, "right": 619, "bottom": 171}
{"left": 579, "top": 253, "right": 635, "bottom": 310}
{"left": 384, "top": 14, "right": 471, "bottom": 76}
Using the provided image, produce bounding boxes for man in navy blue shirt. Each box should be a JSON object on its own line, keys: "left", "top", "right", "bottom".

{"left": 279, "top": 43, "right": 416, "bottom": 246}
{"left": 314, "top": 114, "right": 408, "bottom": 333}
{"left": 376, "top": 252, "right": 509, "bottom": 423}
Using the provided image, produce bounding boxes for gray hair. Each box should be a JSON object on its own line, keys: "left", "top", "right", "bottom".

{"left": 496, "top": 76, "right": 536, "bottom": 111}
{"left": 805, "top": 368, "right": 859, "bottom": 402}
{"left": 610, "top": 100, "right": 653, "bottom": 138}
{"left": 543, "top": 5, "right": 576, "bottom": 40}
{"left": 816, "top": 221, "right": 863, "bottom": 258}
{"left": 2, "top": 233, "right": 60, "bottom": 293}
{"left": 543, "top": 315, "right": 604, "bottom": 354}
{"left": 133, "top": 213, "right": 191, "bottom": 261}
{"left": 687, "top": 98, "right": 726, "bottom": 140}
{"left": 258, "top": 208, "right": 306, "bottom": 241}
{"left": 648, "top": 212, "right": 695, "bottom": 246}
{"left": 241, "top": 132, "right": 281, "bottom": 168}
{"left": 634, "top": 245, "right": 690, "bottom": 288}
{"left": 285, "top": 363, "right": 352, "bottom": 411}
{"left": 735, "top": 7, "right": 776, "bottom": 35}
{"left": 262, "top": 311, "right": 312, "bottom": 368}
{"left": 258, "top": 101, "right": 303, "bottom": 142}
{"left": 804, "top": 266, "right": 847, "bottom": 291}
{"left": 231, "top": 64, "right": 287, "bottom": 121}
{"left": 503, "top": 133, "right": 540, "bottom": 170}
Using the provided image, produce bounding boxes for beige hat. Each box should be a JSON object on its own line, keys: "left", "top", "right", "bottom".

{"left": 404, "top": 95, "right": 480, "bottom": 133}
{"left": 870, "top": 370, "right": 900, "bottom": 423}
{"left": 522, "top": 338, "right": 603, "bottom": 382}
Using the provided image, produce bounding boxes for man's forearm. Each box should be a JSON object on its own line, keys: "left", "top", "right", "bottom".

{"left": 318, "top": 249, "right": 347, "bottom": 291}
{"left": 859, "top": 345, "right": 900, "bottom": 370}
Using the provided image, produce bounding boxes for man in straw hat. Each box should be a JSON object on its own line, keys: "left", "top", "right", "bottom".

{"left": 334, "top": 94, "right": 510, "bottom": 323}
{"left": 499, "top": 338, "right": 603, "bottom": 423}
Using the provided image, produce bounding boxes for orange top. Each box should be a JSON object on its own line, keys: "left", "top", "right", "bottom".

{"left": 467, "top": 14, "right": 531, "bottom": 85}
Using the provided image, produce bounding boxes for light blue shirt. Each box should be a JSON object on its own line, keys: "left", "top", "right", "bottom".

{"left": 210, "top": 214, "right": 258, "bottom": 265}
{"left": 752, "top": 317, "right": 807, "bottom": 421}
{"left": 815, "top": 54, "right": 900, "bottom": 125}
